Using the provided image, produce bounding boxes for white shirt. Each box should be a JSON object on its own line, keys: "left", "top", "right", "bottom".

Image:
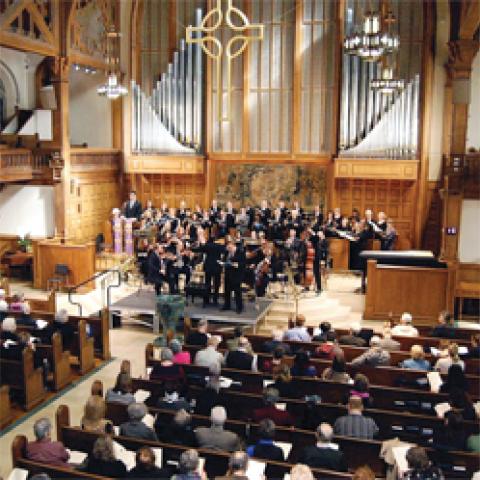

{"left": 391, "top": 324, "right": 419, "bottom": 337}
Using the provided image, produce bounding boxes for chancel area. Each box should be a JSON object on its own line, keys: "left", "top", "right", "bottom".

{"left": 0, "top": 0, "right": 479, "bottom": 479}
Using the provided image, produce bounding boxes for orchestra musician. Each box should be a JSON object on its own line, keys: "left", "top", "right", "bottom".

{"left": 309, "top": 229, "right": 328, "bottom": 293}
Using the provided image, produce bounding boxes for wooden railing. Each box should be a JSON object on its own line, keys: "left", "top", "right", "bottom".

{"left": 0, "top": 148, "right": 33, "bottom": 182}
{"left": 70, "top": 148, "right": 121, "bottom": 174}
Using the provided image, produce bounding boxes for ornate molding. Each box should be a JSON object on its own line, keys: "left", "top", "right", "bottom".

{"left": 446, "top": 40, "right": 480, "bottom": 80}
{"left": 334, "top": 158, "right": 419, "bottom": 180}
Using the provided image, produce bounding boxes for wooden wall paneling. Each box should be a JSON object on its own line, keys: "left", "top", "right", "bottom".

{"left": 422, "top": 181, "right": 442, "bottom": 254}
{"left": 414, "top": 0, "right": 435, "bottom": 248}
{"left": 364, "top": 260, "right": 453, "bottom": 324}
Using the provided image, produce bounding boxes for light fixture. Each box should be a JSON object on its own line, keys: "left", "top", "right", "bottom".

{"left": 343, "top": 5, "right": 400, "bottom": 62}
{"left": 370, "top": 65, "right": 404, "bottom": 94}
{"left": 74, "top": 64, "right": 80, "bottom": 71}
{"left": 97, "top": 25, "right": 127, "bottom": 100}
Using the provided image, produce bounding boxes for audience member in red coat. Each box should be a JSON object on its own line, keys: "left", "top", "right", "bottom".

{"left": 26, "top": 418, "right": 70, "bottom": 467}
{"left": 252, "top": 387, "right": 295, "bottom": 427}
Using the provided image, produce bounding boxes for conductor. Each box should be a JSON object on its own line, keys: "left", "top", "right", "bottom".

{"left": 221, "top": 241, "right": 246, "bottom": 314}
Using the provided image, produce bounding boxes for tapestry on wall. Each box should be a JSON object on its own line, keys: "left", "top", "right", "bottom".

{"left": 215, "top": 164, "right": 327, "bottom": 208}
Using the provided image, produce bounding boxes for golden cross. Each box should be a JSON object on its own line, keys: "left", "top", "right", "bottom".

{"left": 186, "top": 0, "right": 264, "bottom": 122}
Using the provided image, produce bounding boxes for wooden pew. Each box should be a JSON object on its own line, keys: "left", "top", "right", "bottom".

{"left": 105, "top": 401, "right": 478, "bottom": 478}
{"left": 178, "top": 343, "right": 480, "bottom": 397}
{"left": 210, "top": 332, "right": 480, "bottom": 375}
{"left": 53, "top": 405, "right": 353, "bottom": 480}
{"left": 14, "top": 317, "right": 95, "bottom": 375}
{"left": 36, "top": 332, "right": 73, "bottom": 391}
{"left": 144, "top": 349, "right": 476, "bottom": 413}
{"left": 5, "top": 290, "right": 56, "bottom": 313}
{"left": 0, "top": 347, "right": 45, "bottom": 410}
{"left": 0, "top": 385, "right": 13, "bottom": 429}
{"left": 131, "top": 375, "right": 480, "bottom": 447}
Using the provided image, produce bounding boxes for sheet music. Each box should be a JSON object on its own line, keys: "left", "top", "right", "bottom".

{"left": 7, "top": 468, "right": 29, "bottom": 480}
{"left": 219, "top": 376, "right": 233, "bottom": 389}
{"left": 134, "top": 389, "right": 151, "bottom": 403}
{"left": 275, "top": 403, "right": 287, "bottom": 411}
{"left": 35, "top": 319, "right": 49, "bottom": 329}
{"left": 152, "top": 448, "right": 163, "bottom": 468}
{"left": 392, "top": 445, "right": 415, "bottom": 478}
{"left": 427, "top": 372, "right": 443, "bottom": 393}
{"left": 66, "top": 449, "right": 88, "bottom": 464}
{"left": 142, "top": 412, "right": 155, "bottom": 429}
{"left": 434, "top": 402, "right": 451, "bottom": 418}
{"left": 263, "top": 379, "right": 274, "bottom": 388}
{"left": 246, "top": 459, "right": 266, "bottom": 480}
{"left": 275, "top": 441, "right": 292, "bottom": 459}
{"left": 112, "top": 441, "right": 136, "bottom": 470}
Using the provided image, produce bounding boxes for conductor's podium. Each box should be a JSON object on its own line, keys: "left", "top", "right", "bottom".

{"left": 156, "top": 294, "right": 185, "bottom": 341}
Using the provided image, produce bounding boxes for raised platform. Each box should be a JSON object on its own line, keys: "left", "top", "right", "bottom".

{"left": 110, "top": 289, "right": 273, "bottom": 333}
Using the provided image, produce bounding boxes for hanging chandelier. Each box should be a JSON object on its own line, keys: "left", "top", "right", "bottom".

{"left": 344, "top": 8, "right": 399, "bottom": 62}
{"left": 370, "top": 65, "right": 404, "bottom": 94}
{"left": 97, "top": 26, "right": 127, "bottom": 100}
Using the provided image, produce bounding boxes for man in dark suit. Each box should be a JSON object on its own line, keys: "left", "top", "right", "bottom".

{"left": 225, "top": 337, "right": 256, "bottom": 371}
{"left": 147, "top": 245, "right": 168, "bottom": 295}
{"left": 299, "top": 423, "right": 348, "bottom": 471}
{"left": 41, "top": 309, "right": 75, "bottom": 349}
{"left": 193, "top": 237, "right": 225, "bottom": 307}
{"left": 185, "top": 318, "right": 209, "bottom": 346}
{"left": 123, "top": 191, "right": 143, "bottom": 220}
{"left": 310, "top": 229, "right": 328, "bottom": 293}
{"left": 221, "top": 241, "right": 246, "bottom": 314}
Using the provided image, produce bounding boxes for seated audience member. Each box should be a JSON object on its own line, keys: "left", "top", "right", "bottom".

{"left": 262, "top": 345, "right": 287, "bottom": 373}
{"left": 291, "top": 350, "right": 317, "bottom": 377}
{"left": 120, "top": 402, "right": 158, "bottom": 441}
{"left": 253, "top": 388, "right": 295, "bottom": 427}
{"left": 402, "top": 446, "right": 444, "bottom": 480}
{"left": 246, "top": 419, "right": 284, "bottom": 479}
{"left": 155, "top": 409, "right": 196, "bottom": 446}
{"left": 334, "top": 396, "right": 379, "bottom": 440}
{"left": 321, "top": 354, "right": 352, "bottom": 383}
{"left": 120, "top": 359, "right": 131, "bottom": 376}
{"left": 314, "top": 332, "right": 342, "bottom": 360}
{"left": 434, "top": 343, "right": 465, "bottom": 374}
{"left": 16, "top": 302, "right": 37, "bottom": 327}
{"left": 26, "top": 418, "right": 70, "bottom": 467}
{"left": 433, "top": 411, "right": 466, "bottom": 451}
{"left": 272, "top": 364, "right": 297, "bottom": 399}
{"left": 353, "top": 465, "right": 376, "bottom": 480}
{"left": 217, "top": 451, "right": 249, "bottom": 480}
{"left": 83, "top": 436, "right": 127, "bottom": 477}
{"left": 194, "top": 336, "right": 224, "bottom": 370}
{"left": 338, "top": 326, "right": 366, "bottom": 347}
{"left": 431, "top": 311, "right": 456, "bottom": 339}
{"left": 225, "top": 336, "right": 257, "bottom": 371}
{"left": 391, "top": 312, "right": 419, "bottom": 337}
{"left": 186, "top": 318, "right": 209, "bottom": 346}
{"left": 195, "top": 363, "right": 225, "bottom": 416}
{"left": 128, "top": 446, "right": 177, "bottom": 479}
{"left": 150, "top": 347, "right": 185, "bottom": 383}
{"left": 290, "top": 464, "right": 314, "bottom": 480}
{"left": 351, "top": 335, "right": 390, "bottom": 367}
{"left": 299, "top": 422, "right": 347, "bottom": 471}
{"left": 347, "top": 374, "right": 373, "bottom": 408}
{"left": 156, "top": 380, "right": 191, "bottom": 411}
{"left": 90, "top": 379, "right": 104, "bottom": 397}
{"left": 195, "top": 406, "right": 241, "bottom": 451}
{"left": 0, "top": 316, "right": 19, "bottom": 342}
{"left": 9, "top": 293, "right": 25, "bottom": 311}
{"left": 106, "top": 373, "right": 135, "bottom": 404}
{"left": 467, "top": 433, "right": 480, "bottom": 453}
{"left": 312, "top": 322, "right": 335, "bottom": 343}
{"left": 81, "top": 395, "right": 111, "bottom": 433}
{"left": 262, "top": 329, "right": 291, "bottom": 354}
{"left": 448, "top": 388, "right": 477, "bottom": 421}
{"left": 227, "top": 326, "right": 249, "bottom": 353}
{"left": 170, "top": 339, "right": 191, "bottom": 365}
{"left": 440, "top": 364, "right": 468, "bottom": 394}
{"left": 283, "top": 315, "right": 311, "bottom": 342}
{"left": 378, "top": 327, "right": 400, "bottom": 351}
{"left": 468, "top": 334, "right": 480, "bottom": 359}
{"left": 400, "top": 345, "right": 431, "bottom": 371}
{"left": 171, "top": 449, "right": 203, "bottom": 480}
{"left": 42, "top": 309, "right": 75, "bottom": 348}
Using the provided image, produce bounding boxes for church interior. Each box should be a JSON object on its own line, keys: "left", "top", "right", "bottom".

{"left": 0, "top": 0, "right": 479, "bottom": 478}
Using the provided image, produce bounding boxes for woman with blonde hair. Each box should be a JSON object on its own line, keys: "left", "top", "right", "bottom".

{"left": 400, "top": 345, "right": 431, "bottom": 371}
{"left": 435, "top": 343, "right": 465, "bottom": 374}
{"left": 81, "top": 395, "right": 111, "bottom": 433}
